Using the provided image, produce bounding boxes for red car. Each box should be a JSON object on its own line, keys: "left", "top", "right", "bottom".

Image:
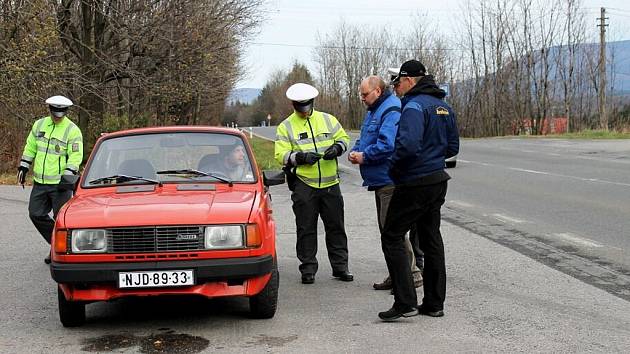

{"left": 50, "top": 126, "right": 284, "bottom": 327}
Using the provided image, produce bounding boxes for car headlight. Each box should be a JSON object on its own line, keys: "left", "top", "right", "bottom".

{"left": 71, "top": 229, "right": 107, "bottom": 253}
{"left": 204, "top": 225, "right": 243, "bottom": 249}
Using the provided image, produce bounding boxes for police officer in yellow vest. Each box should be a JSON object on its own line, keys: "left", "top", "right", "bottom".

{"left": 275, "top": 83, "right": 353, "bottom": 284}
{"left": 17, "top": 95, "right": 83, "bottom": 264}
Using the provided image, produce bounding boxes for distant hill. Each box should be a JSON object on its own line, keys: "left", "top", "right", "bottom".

{"left": 227, "top": 88, "right": 261, "bottom": 105}
{"left": 547, "top": 39, "right": 630, "bottom": 95}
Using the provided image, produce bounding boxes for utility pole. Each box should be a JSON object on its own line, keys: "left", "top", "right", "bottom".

{"left": 597, "top": 7, "right": 609, "bottom": 131}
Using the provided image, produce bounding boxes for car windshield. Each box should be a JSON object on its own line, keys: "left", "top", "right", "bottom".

{"left": 83, "top": 132, "right": 256, "bottom": 186}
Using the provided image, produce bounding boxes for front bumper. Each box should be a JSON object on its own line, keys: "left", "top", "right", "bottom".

{"left": 51, "top": 255, "right": 273, "bottom": 284}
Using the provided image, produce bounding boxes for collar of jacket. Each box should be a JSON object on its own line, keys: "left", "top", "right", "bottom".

{"left": 403, "top": 75, "right": 446, "bottom": 101}
{"left": 367, "top": 90, "right": 392, "bottom": 112}
{"left": 45, "top": 116, "right": 69, "bottom": 126}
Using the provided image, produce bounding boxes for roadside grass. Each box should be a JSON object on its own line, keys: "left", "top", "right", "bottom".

{"left": 519, "top": 129, "right": 630, "bottom": 139}
{"left": 249, "top": 135, "right": 282, "bottom": 170}
{"left": 0, "top": 173, "right": 17, "bottom": 185}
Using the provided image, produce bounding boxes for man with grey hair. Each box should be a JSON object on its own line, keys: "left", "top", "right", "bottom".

{"left": 349, "top": 75, "right": 423, "bottom": 291}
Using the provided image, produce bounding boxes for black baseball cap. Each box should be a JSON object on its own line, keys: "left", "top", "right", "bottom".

{"left": 392, "top": 60, "right": 427, "bottom": 83}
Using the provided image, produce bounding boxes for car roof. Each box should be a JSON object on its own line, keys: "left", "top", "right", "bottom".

{"left": 99, "top": 126, "right": 246, "bottom": 140}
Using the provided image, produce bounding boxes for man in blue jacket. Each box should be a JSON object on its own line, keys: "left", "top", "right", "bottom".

{"left": 349, "top": 75, "right": 423, "bottom": 291}
{"left": 377, "top": 60, "right": 459, "bottom": 321}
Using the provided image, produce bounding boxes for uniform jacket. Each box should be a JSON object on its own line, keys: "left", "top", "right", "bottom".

{"left": 390, "top": 76, "right": 459, "bottom": 185}
{"left": 351, "top": 91, "right": 400, "bottom": 188}
{"left": 21, "top": 116, "right": 83, "bottom": 184}
{"left": 275, "top": 110, "right": 349, "bottom": 189}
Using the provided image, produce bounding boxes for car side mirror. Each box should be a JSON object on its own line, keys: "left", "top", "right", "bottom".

{"left": 263, "top": 170, "right": 285, "bottom": 187}
{"left": 59, "top": 174, "right": 80, "bottom": 192}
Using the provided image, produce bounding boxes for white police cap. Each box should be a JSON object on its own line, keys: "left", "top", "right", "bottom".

{"left": 45, "top": 95, "right": 73, "bottom": 108}
{"left": 286, "top": 83, "right": 319, "bottom": 102}
{"left": 387, "top": 67, "right": 400, "bottom": 76}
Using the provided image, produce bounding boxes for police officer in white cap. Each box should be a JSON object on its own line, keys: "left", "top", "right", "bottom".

{"left": 18, "top": 95, "right": 83, "bottom": 264}
{"left": 274, "top": 83, "right": 353, "bottom": 284}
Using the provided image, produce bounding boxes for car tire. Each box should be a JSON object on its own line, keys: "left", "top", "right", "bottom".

{"left": 58, "top": 286, "right": 85, "bottom": 327}
{"left": 249, "top": 261, "right": 279, "bottom": 319}
{"left": 445, "top": 161, "right": 456, "bottom": 168}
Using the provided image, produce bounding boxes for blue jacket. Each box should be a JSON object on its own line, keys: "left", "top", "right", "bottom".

{"left": 351, "top": 91, "right": 401, "bottom": 188}
{"left": 390, "top": 76, "right": 459, "bottom": 185}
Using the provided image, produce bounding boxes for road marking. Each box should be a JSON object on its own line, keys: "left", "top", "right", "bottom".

{"left": 509, "top": 167, "right": 549, "bottom": 175}
{"left": 552, "top": 232, "right": 603, "bottom": 248}
{"left": 492, "top": 213, "right": 526, "bottom": 224}
{"left": 448, "top": 200, "right": 475, "bottom": 208}
{"left": 461, "top": 159, "right": 630, "bottom": 188}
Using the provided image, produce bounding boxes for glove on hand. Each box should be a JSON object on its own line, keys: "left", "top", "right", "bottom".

{"left": 323, "top": 143, "right": 343, "bottom": 160}
{"left": 17, "top": 166, "right": 28, "bottom": 185}
{"left": 295, "top": 152, "right": 322, "bottom": 165}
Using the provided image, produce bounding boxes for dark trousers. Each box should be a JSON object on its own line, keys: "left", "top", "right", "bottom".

{"left": 291, "top": 179, "right": 349, "bottom": 275}
{"left": 375, "top": 185, "right": 424, "bottom": 272}
{"left": 382, "top": 181, "right": 447, "bottom": 311}
{"left": 28, "top": 182, "right": 73, "bottom": 244}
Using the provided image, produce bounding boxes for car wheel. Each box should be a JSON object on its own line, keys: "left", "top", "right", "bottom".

{"left": 249, "top": 262, "right": 279, "bottom": 319}
{"left": 445, "top": 161, "right": 457, "bottom": 168}
{"left": 58, "top": 286, "right": 85, "bottom": 327}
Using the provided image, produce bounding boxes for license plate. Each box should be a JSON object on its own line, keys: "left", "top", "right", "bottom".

{"left": 118, "top": 270, "right": 194, "bottom": 288}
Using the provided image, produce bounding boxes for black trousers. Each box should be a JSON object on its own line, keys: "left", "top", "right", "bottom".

{"left": 28, "top": 182, "right": 73, "bottom": 244}
{"left": 382, "top": 181, "right": 447, "bottom": 311}
{"left": 374, "top": 185, "right": 424, "bottom": 272}
{"left": 291, "top": 179, "right": 349, "bottom": 275}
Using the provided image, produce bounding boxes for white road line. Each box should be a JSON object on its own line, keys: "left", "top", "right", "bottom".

{"left": 552, "top": 232, "right": 603, "bottom": 248}
{"left": 461, "top": 159, "right": 630, "bottom": 188}
{"left": 509, "top": 167, "right": 550, "bottom": 175}
{"left": 448, "top": 200, "right": 475, "bottom": 208}
{"left": 492, "top": 213, "right": 527, "bottom": 224}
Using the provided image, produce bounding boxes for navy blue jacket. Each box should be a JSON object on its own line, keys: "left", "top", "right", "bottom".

{"left": 351, "top": 91, "right": 401, "bottom": 188}
{"left": 389, "top": 76, "right": 459, "bottom": 185}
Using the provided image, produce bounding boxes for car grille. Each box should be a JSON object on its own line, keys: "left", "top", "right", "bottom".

{"left": 107, "top": 226, "right": 205, "bottom": 253}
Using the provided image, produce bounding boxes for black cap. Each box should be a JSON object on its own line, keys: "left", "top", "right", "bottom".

{"left": 392, "top": 60, "right": 426, "bottom": 83}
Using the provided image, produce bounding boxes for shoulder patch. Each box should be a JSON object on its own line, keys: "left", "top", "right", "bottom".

{"left": 72, "top": 143, "right": 80, "bottom": 152}
{"left": 436, "top": 107, "right": 450, "bottom": 115}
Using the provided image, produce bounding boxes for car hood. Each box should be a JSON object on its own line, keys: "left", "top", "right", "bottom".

{"left": 63, "top": 189, "right": 256, "bottom": 228}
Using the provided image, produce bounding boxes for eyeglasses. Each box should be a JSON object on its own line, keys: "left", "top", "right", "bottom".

{"left": 359, "top": 88, "right": 376, "bottom": 98}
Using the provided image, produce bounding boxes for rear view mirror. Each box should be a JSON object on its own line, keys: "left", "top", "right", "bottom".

{"left": 263, "top": 170, "right": 285, "bottom": 187}
{"left": 59, "top": 174, "right": 80, "bottom": 192}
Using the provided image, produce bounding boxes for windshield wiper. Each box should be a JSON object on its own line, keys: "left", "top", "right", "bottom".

{"left": 88, "top": 174, "right": 161, "bottom": 186}
{"left": 156, "top": 169, "right": 233, "bottom": 186}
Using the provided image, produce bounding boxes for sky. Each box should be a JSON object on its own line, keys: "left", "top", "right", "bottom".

{"left": 237, "top": 0, "right": 630, "bottom": 89}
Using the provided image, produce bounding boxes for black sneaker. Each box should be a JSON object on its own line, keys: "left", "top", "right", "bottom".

{"left": 417, "top": 304, "right": 444, "bottom": 317}
{"left": 378, "top": 306, "right": 418, "bottom": 322}
{"left": 301, "top": 273, "right": 315, "bottom": 284}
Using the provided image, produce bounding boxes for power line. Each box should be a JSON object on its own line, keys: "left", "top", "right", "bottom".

{"left": 249, "top": 42, "right": 466, "bottom": 52}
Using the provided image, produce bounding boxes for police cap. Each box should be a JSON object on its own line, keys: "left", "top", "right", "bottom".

{"left": 45, "top": 95, "right": 73, "bottom": 109}
{"left": 286, "top": 83, "right": 319, "bottom": 102}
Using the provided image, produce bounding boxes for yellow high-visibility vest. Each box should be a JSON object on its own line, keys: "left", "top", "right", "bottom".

{"left": 275, "top": 110, "right": 349, "bottom": 189}
{"left": 20, "top": 116, "right": 83, "bottom": 184}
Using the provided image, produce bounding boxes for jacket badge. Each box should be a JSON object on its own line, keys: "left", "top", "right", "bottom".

{"left": 72, "top": 143, "right": 79, "bottom": 152}
{"left": 436, "top": 107, "right": 450, "bottom": 115}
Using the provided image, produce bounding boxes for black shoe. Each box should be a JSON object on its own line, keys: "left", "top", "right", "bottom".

{"left": 44, "top": 255, "right": 51, "bottom": 264}
{"left": 332, "top": 270, "right": 354, "bottom": 282}
{"left": 378, "top": 306, "right": 418, "bottom": 322}
{"left": 417, "top": 304, "right": 444, "bottom": 317}
{"left": 301, "top": 274, "right": 315, "bottom": 284}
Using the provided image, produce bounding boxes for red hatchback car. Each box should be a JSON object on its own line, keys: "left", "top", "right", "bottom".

{"left": 49, "top": 126, "right": 284, "bottom": 327}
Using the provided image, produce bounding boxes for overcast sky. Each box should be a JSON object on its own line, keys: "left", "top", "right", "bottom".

{"left": 237, "top": 0, "right": 630, "bottom": 89}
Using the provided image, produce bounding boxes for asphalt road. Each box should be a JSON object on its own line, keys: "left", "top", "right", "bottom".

{"left": 251, "top": 127, "right": 630, "bottom": 300}
{"left": 1, "top": 129, "right": 629, "bottom": 352}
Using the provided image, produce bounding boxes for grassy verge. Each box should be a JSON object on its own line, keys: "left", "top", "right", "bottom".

{"left": 249, "top": 135, "right": 282, "bottom": 170}
{"left": 517, "top": 129, "right": 630, "bottom": 139}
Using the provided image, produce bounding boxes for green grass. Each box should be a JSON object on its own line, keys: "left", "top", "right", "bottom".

{"left": 249, "top": 136, "right": 282, "bottom": 170}
{"left": 552, "top": 130, "right": 630, "bottom": 139}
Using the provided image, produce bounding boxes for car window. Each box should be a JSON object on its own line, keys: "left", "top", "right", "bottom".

{"left": 83, "top": 132, "right": 256, "bottom": 186}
